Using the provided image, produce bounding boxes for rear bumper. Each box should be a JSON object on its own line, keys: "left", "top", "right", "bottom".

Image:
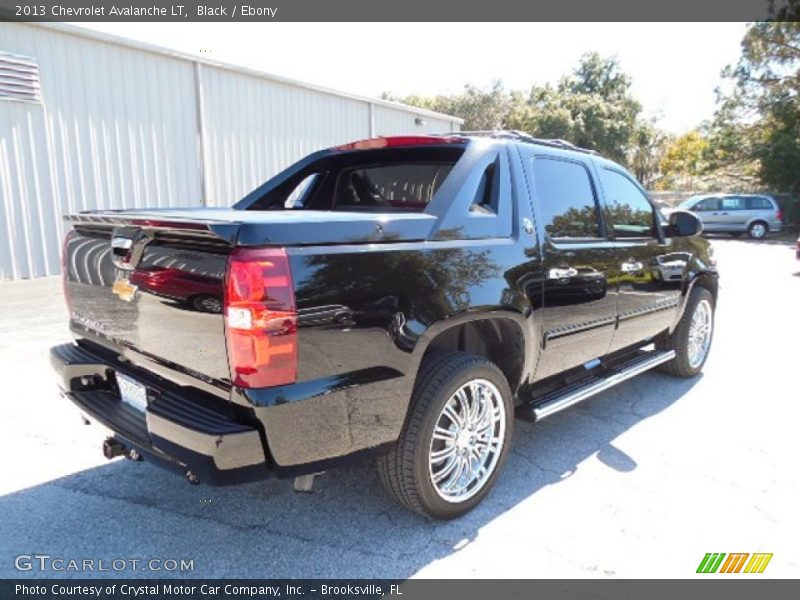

{"left": 51, "top": 342, "right": 269, "bottom": 485}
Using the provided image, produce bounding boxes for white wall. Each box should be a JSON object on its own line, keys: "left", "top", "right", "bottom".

{"left": 0, "top": 23, "right": 461, "bottom": 279}
{"left": 199, "top": 64, "right": 371, "bottom": 206}
{"left": 0, "top": 23, "right": 202, "bottom": 279}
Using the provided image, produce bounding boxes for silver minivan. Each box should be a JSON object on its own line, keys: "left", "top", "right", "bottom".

{"left": 677, "top": 194, "right": 783, "bottom": 239}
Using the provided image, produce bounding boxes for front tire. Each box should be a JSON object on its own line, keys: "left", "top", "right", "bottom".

{"left": 657, "top": 287, "right": 715, "bottom": 378}
{"left": 377, "top": 352, "right": 513, "bottom": 520}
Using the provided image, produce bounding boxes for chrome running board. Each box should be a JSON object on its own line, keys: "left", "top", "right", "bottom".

{"left": 528, "top": 349, "right": 676, "bottom": 421}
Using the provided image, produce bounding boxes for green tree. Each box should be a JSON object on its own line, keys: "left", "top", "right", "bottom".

{"left": 659, "top": 130, "right": 710, "bottom": 190}
{"left": 628, "top": 118, "right": 668, "bottom": 188}
{"left": 386, "top": 53, "right": 645, "bottom": 165}
{"left": 509, "top": 53, "right": 642, "bottom": 162}
{"left": 709, "top": 22, "right": 800, "bottom": 194}
{"left": 382, "top": 81, "right": 511, "bottom": 131}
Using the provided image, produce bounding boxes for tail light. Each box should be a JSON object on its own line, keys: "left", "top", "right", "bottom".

{"left": 224, "top": 247, "right": 297, "bottom": 388}
{"left": 776, "top": 209, "right": 783, "bottom": 222}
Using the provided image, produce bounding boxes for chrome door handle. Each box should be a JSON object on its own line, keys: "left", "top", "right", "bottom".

{"left": 621, "top": 261, "right": 644, "bottom": 273}
{"left": 548, "top": 267, "right": 578, "bottom": 279}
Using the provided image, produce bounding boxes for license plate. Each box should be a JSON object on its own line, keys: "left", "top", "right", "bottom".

{"left": 116, "top": 373, "right": 148, "bottom": 412}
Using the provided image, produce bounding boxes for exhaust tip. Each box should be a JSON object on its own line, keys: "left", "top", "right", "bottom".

{"left": 102, "top": 437, "right": 126, "bottom": 460}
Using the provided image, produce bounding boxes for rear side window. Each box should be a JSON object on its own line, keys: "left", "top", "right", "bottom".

{"left": 532, "top": 158, "right": 601, "bottom": 238}
{"left": 284, "top": 173, "right": 320, "bottom": 208}
{"left": 598, "top": 168, "right": 656, "bottom": 238}
{"left": 335, "top": 163, "right": 453, "bottom": 211}
{"left": 747, "top": 196, "right": 773, "bottom": 210}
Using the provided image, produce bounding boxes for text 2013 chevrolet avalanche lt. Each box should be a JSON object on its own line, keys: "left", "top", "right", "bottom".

{"left": 51, "top": 132, "right": 718, "bottom": 519}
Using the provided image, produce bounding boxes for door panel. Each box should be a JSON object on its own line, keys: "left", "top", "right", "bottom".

{"left": 596, "top": 167, "right": 682, "bottom": 352}
{"left": 610, "top": 240, "right": 683, "bottom": 350}
{"left": 716, "top": 196, "right": 747, "bottom": 230}
{"left": 521, "top": 151, "right": 617, "bottom": 380}
{"left": 537, "top": 240, "right": 617, "bottom": 378}
{"left": 693, "top": 197, "right": 723, "bottom": 231}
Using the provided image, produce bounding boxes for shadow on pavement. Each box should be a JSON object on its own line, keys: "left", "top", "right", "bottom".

{"left": 0, "top": 372, "right": 700, "bottom": 579}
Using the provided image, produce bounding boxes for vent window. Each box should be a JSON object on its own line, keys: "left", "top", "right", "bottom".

{"left": 0, "top": 51, "right": 42, "bottom": 103}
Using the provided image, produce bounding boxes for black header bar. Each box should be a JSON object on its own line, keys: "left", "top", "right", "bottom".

{"left": 0, "top": 0, "right": 798, "bottom": 22}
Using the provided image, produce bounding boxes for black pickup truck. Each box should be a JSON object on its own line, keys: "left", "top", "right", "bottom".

{"left": 51, "top": 132, "right": 718, "bottom": 519}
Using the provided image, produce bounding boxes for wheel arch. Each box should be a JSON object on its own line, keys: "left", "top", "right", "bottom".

{"left": 746, "top": 217, "right": 770, "bottom": 232}
{"left": 670, "top": 270, "right": 718, "bottom": 332}
{"left": 412, "top": 312, "right": 533, "bottom": 398}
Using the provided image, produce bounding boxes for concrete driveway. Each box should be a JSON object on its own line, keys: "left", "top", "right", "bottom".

{"left": 1, "top": 238, "right": 798, "bottom": 578}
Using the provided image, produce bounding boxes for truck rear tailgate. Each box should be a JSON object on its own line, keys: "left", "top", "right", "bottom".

{"left": 62, "top": 207, "right": 436, "bottom": 391}
{"left": 64, "top": 215, "right": 235, "bottom": 388}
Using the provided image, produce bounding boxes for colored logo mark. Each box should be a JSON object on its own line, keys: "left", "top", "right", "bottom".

{"left": 696, "top": 553, "right": 773, "bottom": 574}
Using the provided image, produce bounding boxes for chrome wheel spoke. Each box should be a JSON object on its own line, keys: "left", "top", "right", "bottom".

{"left": 428, "top": 378, "right": 507, "bottom": 504}
{"left": 687, "top": 299, "right": 713, "bottom": 368}
{"left": 433, "top": 454, "right": 459, "bottom": 483}
{"left": 442, "top": 402, "right": 463, "bottom": 429}
{"left": 430, "top": 444, "right": 456, "bottom": 463}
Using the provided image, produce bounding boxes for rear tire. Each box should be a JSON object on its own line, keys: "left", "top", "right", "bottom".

{"left": 190, "top": 294, "right": 222, "bottom": 314}
{"left": 748, "top": 221, "right": 768, "bottom": 240}
{"left": 377, "top": 352, "right": 513, "bottom": 520}
{"left": 657, "top": 287, "right": 715, "bottom": 378}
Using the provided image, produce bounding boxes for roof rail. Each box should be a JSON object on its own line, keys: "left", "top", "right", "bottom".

{"left": 437, "top": 130, "right": 599, "bottom": 155}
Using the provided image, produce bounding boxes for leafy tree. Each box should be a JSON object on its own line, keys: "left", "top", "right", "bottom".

{"left": 628, "top": 118, "right": 668, "bottom": 188}
{"left": 510, "top": 53, "right": 642, "bottom": 163}
{"left": 382, "top": 81, "right": 511, "bottom": 131}
{"left": 709, "top": 22, "right": 800, "bottom": 194}
{"left": 658, "top": 131, "right": 710, "bottom": 190}
{"left": 387, "top": 53, "right": 644, "bottom": 165}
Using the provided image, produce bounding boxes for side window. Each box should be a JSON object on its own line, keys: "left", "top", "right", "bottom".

{"left": 721, "top": 196, "right": 745, "bottom": 211}
{"left": 284, "top": 173, "right": 320, "bottom": 208}
{"left": 598, "top": 168, "right": 656, "bottom": 238}
{"left": 747, "top": 196, "right": 772, "bottom": 210}
{"left": 694, "top": 198, "right": 719, "bottom": 212}
{"left": 532, "top": 158, "right": 601, "bottom": 238}
{"left": 470, "top": 160, "right": 498, "bottom": 215}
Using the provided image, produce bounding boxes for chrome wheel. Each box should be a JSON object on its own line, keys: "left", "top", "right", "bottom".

{"left": 749, "top": 222, "right": 767, "bottom": 239}
{"left": 687, "top": 299, "right": 713, "bottom": 368}
{"left": 428, "top": 378, "right": 506, "bottom": 503}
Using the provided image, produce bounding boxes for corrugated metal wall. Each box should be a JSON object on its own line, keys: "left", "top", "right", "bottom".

{"left": 0, "top": 23, "right": 461, "bottom": 279}
{"left": 374, "top": 104, "right": 458, "bottom": 137}
{"left": 199, "top": 65, "right": 372, "bottom": 206}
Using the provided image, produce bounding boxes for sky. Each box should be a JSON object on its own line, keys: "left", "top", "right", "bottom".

{"left": 74, "top": 22, "right": 749, "bottom": 134}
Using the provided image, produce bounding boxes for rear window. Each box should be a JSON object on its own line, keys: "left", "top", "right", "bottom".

{"left": 246, "top": 146, "right": 464, "bottom": 212}
{"left": 336, "top": 163, "right": 453, "bottom": 211}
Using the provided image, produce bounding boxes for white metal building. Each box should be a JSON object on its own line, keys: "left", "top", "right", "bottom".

{"left": 0, "top": 23, "right": 462, "bottom": 280}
